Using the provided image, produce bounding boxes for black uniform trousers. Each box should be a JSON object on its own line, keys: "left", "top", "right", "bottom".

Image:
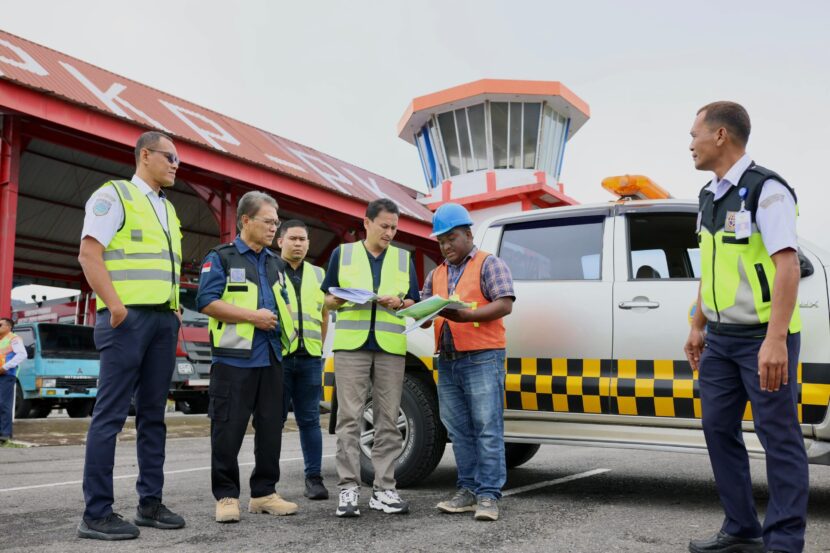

{"left": 699, "top": 331, "right": 808, "bottom": 553}
{"left": 83, "top": 307, "right": 179, "bottom": 520}
{"left": 209, "top": 351, "right": 284, "bottom": 500}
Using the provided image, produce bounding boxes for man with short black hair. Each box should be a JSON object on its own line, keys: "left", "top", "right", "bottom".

{"left": 278, "top": 219, "right": 330, "bottom": 500}
{"left": 0, "top": 317, "right": 27, "bottom": 442}
{"left": 321, "top": 198, "right": 420, "bottom": 517}
{"left": 685, "top": 101, "right": 807, "bottom": 553}
{"left": 78, "top": 131, "right": 185, "bottom": 540}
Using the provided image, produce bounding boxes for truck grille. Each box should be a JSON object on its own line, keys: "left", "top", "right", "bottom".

{"left": 184, "top": 341, "right": 211, "bottom": 363}
{"left": 55, "top": 377, "right": 98, "bottom": 388}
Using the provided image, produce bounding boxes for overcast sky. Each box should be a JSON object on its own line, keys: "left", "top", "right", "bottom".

{"left": 4, "top": 0, "right": 830, "bottom": 298}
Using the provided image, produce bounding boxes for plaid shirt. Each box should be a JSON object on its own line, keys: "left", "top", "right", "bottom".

{"left": 422, "top": 247, "right": 515, "bottom": 354}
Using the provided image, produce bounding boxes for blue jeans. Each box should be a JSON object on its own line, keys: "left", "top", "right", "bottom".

{"left": 438, "top": 349, "right": 506, "bottom": 500}
{"left": 282, "top": 355, "right": 324, "bottom": 477}
{"left": 0, "top": 373, "right": 15, "bottom": 437}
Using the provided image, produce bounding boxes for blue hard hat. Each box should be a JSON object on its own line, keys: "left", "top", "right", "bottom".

{"left": 431, "top": 203, "right": 474, "bottom": 237}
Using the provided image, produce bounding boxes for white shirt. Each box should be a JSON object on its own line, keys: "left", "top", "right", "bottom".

{"left": 81, "top": 175, "right": 170, "bottom": 247}
{"left": 706, "top": 153, "right": 798, "bottom": 256}
{"left": 2, "top": 334, "right": 28, "bottom": 370}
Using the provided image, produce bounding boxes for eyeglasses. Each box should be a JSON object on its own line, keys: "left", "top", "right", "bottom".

{"left": 252, "top": 217, "right": 281, "bottom": 229}
{"left": 147, "top": 149, "right": 180, "bottom": 165}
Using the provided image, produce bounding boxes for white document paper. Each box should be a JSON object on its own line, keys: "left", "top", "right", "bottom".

{"left": 329, "top": 287, "right": 379, "bottom": 304}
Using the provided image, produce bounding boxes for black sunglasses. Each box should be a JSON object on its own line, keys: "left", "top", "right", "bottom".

{"left": 147, "top": 148, "right": 180, "bottom": 165}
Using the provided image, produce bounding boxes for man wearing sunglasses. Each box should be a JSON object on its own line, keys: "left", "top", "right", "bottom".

{"left": 77, "top": 131, "right": 186, "bottom": 540}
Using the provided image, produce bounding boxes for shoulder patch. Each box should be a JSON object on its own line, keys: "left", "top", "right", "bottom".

{"left": 92, "top": 198, "right": 113, "bottom": 216}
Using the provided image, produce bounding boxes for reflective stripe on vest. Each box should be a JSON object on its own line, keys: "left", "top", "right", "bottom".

{"left": 99, "top": 180, "right": 181, "bottom": 310}
{"left": 284, "top": 262, "right": 326, "bottom": 357}
{"left": 333, "top": 242, "right": 409, "bottom": 355}
{"left": 698, "top": 165, "right": 801, "bottom": 336}
{"left": 0, "top": 333, "right": 19, "bottom": 373}
{"left": 208, "top": 246, "right": 296, "bottom": 359}
{"left": 433, "top": 250, "right": 506, "bottom": 352}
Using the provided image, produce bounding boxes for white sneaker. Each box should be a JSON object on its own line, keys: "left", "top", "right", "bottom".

{"left": 335, "top": 487, "right": 360, "bottom": 518}
{"left": 369, "top": 489, "right": 409, "bottom": 514}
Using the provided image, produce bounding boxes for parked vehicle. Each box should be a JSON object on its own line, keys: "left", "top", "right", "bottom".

{"left": 321, "top": 186, "right": 830, "bottom": 487}
{"left": 13, "top": 323, "right": 99, "bottom": 419}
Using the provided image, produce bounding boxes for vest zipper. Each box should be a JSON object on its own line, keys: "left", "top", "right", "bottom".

{"left": 146, "top": 195, "right": 177, "bottom": 301}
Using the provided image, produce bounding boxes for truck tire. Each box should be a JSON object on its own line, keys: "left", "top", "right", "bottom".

{"left": 359, "top": 372, "right": 446, "bottom": 488}
{"left": 505, "top": 442, "right": 541, "bottom": 469}
{"left": 27, "top": 402, "right": 51, "bottom": 419}
{"left": 14, "top": 380, "right": 31, "bottom": 419}
{"left": 66, "top": 399, "right": 95, "bottom": 418}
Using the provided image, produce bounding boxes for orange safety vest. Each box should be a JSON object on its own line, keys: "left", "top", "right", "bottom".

{"left": 433, "top": 250, "right": 506, "bottom": 353}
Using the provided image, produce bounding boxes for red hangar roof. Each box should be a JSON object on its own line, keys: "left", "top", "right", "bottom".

{"left": 0, "top": 29, "right": 433, "bottom": 235}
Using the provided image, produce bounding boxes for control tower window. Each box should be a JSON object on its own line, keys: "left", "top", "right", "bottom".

{"left": 491, "top": 102, "right": 542, "bottom": 171}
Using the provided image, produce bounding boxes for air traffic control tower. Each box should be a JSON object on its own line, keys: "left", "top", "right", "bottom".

{"left": 398, "top": 79, "right": 590, "bottom": 224}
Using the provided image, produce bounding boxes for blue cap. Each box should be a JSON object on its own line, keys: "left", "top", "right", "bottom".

{"left": 431, "top": 203, "right": 474, "bottom": 237}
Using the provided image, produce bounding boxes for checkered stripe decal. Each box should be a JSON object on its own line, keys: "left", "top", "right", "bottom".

{"left": 504, "top": 358, "right": 830, "bottom": 424}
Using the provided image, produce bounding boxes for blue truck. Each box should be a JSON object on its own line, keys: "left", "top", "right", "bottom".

{"left": 12, "top": 323, "right": 99, "bottom": 419}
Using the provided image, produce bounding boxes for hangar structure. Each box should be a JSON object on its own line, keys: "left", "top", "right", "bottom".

{"left": 0, "top": 30, "right": 439, "bottom": 318}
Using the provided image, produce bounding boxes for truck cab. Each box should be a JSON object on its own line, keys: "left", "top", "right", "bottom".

{"left": 13, "top": 323, "right": 99, "bottom": 419}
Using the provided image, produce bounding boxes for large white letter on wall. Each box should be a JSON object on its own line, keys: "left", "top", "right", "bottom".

{"left": 60, "top": 62, "right": 171, "bottom": 132}
{"left": 160, "top": 100, "right": 240, "bottom": 152}
{"left": 0, "top": 38, "right": 48, "bottom": 76}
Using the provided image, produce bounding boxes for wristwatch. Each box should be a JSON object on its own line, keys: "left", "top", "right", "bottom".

{"left": 397, "top": 297, "right": 405, "bottom": 309}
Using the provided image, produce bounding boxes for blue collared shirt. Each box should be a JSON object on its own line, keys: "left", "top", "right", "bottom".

{"left": 196, "top": 237, "right": 287, "bottom": 367}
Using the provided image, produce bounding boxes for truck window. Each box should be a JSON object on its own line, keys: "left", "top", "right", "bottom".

{"left": 499, "top": 215, "right": 604, "bottom": 281}
{"left": 627, "top": 213, "right": 700, "bottom": 280}
{"left": 37, "top": 324, "right": 98, "bottom": 359}
{"left": 16, "top": 327, "right": 35, "bottom": 347}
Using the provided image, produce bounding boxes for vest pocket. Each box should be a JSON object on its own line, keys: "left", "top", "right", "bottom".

{"left": 722, "top": 235, "right": 749, "bottom": 245}
{"left": 754, "top": 263, "right": 771, "bottom": 303}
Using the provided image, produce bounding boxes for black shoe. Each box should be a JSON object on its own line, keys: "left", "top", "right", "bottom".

{"left": 689, "top": 530, "right": 763, "bottom": 553}
{"left": 0, "top": 436, "right": 9, "bottom": 443}
{"left": 77, "top": 513, "right": 139, "bottom": 540}
{"left": 304, "top": 475, "right": 329, "bottom": 500}
{"left": 134, "top": 500, "right": 186, "bottom": 529}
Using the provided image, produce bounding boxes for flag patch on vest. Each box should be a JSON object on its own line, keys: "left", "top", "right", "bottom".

{"left": 724, "top": 211, "right": 738, "bottom": 232}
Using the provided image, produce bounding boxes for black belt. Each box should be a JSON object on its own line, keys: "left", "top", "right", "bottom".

{"left": 439, "top": 349, "right": 491, "bottom": 362}
{"left": 128, "top": 304, "right": 173, "bottom": 312}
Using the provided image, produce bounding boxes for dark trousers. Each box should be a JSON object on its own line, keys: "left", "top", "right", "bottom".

{"left": 699, "top": 331, "right": 808, "bottom": 553}
{"left": 0, "top": 373, "right": 15, "bottom": 437}
{"left": 83, "top": 308, "right": 179, "bottom": 520}
{"left": 282, "top": 354, "right": 323, "bottom": 478}
{"left": 210, "top": 353, "right": 284, "bottom": 500}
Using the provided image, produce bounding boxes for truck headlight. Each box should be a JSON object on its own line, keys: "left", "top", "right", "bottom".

{"left": 37, "top": 378, "right": 57, "bottom": 388}
{"left": 177, "top": 362, "right": 195, "bottom": 375}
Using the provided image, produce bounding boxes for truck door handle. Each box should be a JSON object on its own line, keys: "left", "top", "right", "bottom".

{"left": 618, "top": 298, "right": 660, "bottom": 309}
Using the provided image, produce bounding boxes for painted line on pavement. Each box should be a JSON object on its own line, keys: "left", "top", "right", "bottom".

{"left": 0, "top": 454, "right": 335, "bottom": 493}
{"left": 502, "top": 468, "right": 611, "bottom": 496}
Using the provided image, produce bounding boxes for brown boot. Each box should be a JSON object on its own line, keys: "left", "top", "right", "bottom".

{"left": 215, "top": 498, "right": 240, "bottom": 523}
{"left": 248, "top": 493, "right": 298, "bottom": 516}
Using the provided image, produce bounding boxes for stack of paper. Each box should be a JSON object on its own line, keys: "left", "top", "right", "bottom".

{"left": 328, "top": 287, "right": 379, "bottom": 304}
{"left": 398, "top": 295, "right": 471, "bottom": 334}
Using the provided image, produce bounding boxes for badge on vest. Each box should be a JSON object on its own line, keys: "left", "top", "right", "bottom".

{"left": 724, "top": 211, "right": 737, "bottom": 233}
{"left": 734, "top": 210, "right": 751, "bottom": 239}
{"left": 230, "top": 268, "right": 246, "bottom": 283}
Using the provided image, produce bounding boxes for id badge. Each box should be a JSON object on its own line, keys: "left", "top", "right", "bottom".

{"left": 229, "top": 268, "right": 246, "bottom": 283}
{"left": 735, "top": 210, "right": 751, "bottom": 240}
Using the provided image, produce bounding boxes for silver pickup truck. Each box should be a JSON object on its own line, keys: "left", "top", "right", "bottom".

{"left": 322, "top": 198, "right": 830, "bottom": 487}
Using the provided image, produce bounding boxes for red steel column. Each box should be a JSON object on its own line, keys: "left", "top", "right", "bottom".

{"left": 0, "top": 116, "right": 21, "bottom": 317}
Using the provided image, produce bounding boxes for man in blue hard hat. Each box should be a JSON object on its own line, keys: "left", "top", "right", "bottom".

{"left": 421, "top": 203, "right": 514, "bottom": 521}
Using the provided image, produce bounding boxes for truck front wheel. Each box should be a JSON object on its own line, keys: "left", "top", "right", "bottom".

{"left": 359, "top": 372, "right": 446, "bottom": 488}
{"left": 67, "top": 399, "right": 95, "bottom": 418}
{"left": 14, "top": 380, "right": 31, "bottom": 419}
